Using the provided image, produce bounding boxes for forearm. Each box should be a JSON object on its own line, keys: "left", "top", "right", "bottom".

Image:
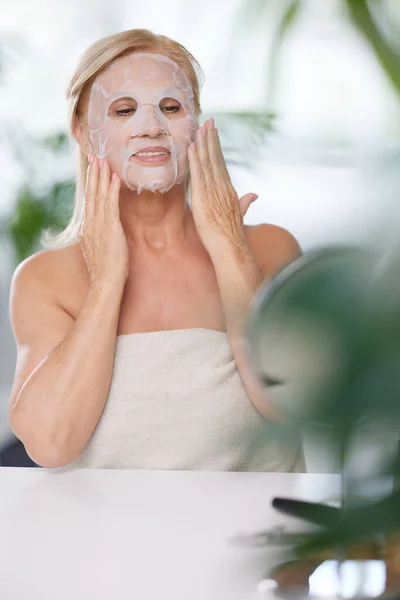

{"left": 11, "top": 282, "right": 125, "bottom": 467}
{"left": 210, "top": 243, "right": 281, "bottom": 421}
{"left": 211, "top": 244, "right": 262, "bottom": 341}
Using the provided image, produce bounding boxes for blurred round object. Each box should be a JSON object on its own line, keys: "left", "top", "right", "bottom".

{"left": 259, "top": 557, "right": 399, "bottom": 599}
{"left": 245, "top": 246, "right": 378, "bottom": 419}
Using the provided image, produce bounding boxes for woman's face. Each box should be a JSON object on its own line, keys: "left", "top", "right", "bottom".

{"left": 86, "top": 52, "right": 198, "bottom": 194}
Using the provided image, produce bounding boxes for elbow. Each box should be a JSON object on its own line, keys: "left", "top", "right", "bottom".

{"left": 25, "top": 442, "right": 75, "bottom": 469}
{"left": 27, "top": 448, "right": 71, "bottom": 469}
{"left": 8, "top": 410, "right": 75, "bottom": 469}
{"left": 8, "top": 437, "right": 70, "bottom": 469}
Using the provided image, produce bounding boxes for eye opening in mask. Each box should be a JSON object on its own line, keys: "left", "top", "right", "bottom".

{"left": 108, "top": 97, "right": 138, "bottom": 118}
{"left": 159, "top": 97, "right": 185, "bottom": 118}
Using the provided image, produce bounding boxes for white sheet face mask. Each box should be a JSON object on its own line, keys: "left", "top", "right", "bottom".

{"left": 87, "top": 52, "right": 198, "bottom": 194}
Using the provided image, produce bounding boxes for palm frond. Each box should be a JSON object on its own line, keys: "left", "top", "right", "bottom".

{"left": 346, "top": 0, "right": 400, "bottom": 96}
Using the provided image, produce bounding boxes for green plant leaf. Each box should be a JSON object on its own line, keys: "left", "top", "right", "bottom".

{"left": 295, "top": 489, "right": 400, "bottom": 555}
{"left": 277, "top": 0, "right": 301, "bottom": 39}
{"left": 5, "top": 179, "right": 75, "bottom": 265}
{"left": 41, "top": 132, "right": 70, "bottom": 152}
{"left": 346, "top": 0, "right": 400, "bottom": 96}
{"left": 6, "top": 185, "right": 48, "bottom": 264}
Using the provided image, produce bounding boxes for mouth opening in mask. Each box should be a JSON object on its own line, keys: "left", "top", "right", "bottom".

{"left": 130, "top": 145, "right": 172, "bottom": 166}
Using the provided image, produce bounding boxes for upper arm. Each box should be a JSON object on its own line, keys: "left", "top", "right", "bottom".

{"left": 251, "top": 224, "right": 302, "bottom": 278}
{"left": 8, "top": 252, "right": 75, "bottom": 425}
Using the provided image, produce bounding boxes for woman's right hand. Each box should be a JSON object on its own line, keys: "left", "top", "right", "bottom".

{"left": 78, "top": 155, "right": 130, "bottom": 288}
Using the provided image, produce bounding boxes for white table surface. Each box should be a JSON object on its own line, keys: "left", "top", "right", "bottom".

{"left": 0, "top": 468, "right": 340, "bottom": 599}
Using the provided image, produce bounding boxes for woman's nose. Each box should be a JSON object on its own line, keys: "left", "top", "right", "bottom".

{"left": 137, "top": 126, "right": 165, "bottom": 138}
{"left": 133, "top": 105, "right": 168, "bottom": 137}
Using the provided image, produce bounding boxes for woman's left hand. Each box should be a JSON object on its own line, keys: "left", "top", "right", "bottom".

{"left": 188, "top": 117, "right": 259, "bottom": 256}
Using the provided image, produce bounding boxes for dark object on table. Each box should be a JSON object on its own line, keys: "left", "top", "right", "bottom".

{"left": 0, "top": 436, "right": 39, "bottom": 467}
{"left": 272, "top": 497, "right": 340, "bottom": 527}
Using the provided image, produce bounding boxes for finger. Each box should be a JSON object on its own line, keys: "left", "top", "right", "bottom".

{"left": 206, "top": 123, "right": 226, "bottom": 182}
{"left": 213, "top": 128, "right": 233, "bottom": 185}
{"left": 240, "top": 193, "right": 258, "bottom": 217}
{"left": 95, "top": 158, "right": 111, "bottom": 223}
{"left": 105, "top": 172, "right": 121, "bottom": 225}
{"left": 83, "top": 154, "right": 98, "bottom": 223}
{"left": 188, "top": 142, "right": 206, "bottom": 198}
{"left": 196, "top": 123, "right": 214, "bottom": 188}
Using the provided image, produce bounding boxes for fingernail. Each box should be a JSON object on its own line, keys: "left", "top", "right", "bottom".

{"left": 88, "top": 153, "right": 93, "bottom": 163}
{"left": 252, "top": 194, "right": 259, "bottom": 201}
{"left": 99, "top": 158, "right": 104, "bottom": 168}
{"left": 206, "top": 119, "right": 214, "bottom": 130}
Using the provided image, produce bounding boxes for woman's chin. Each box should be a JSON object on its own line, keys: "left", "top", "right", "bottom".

{"left": 123, "top": 179, "right": 176, "bottom": 194}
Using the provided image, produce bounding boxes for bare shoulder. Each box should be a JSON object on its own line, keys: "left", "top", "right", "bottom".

{"left": 10, "top": 242, "right": 86, "bottom": 324}
{"left": 11, "top": 244, "right": 79, "bottom": 294}
{"left": 11, "top": 248, "right": 61, "bottom": 293}
{"left": 244, "top": 223, "right": 302, "bottom": 278}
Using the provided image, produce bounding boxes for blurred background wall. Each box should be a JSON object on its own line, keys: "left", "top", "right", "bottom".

{"left": 1, "top": 0, "right": 399, "bottom": 468}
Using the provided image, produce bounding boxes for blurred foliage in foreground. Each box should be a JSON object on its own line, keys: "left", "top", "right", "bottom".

{"left": 245, "top": 245, "right": 400, "bottom": 568}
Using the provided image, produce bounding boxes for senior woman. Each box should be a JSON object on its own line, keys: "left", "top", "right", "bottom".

{"left": 8, "top": 29, "right": 304, "bottom": 471}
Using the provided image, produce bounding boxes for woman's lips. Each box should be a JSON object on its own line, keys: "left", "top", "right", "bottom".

{"left": 130, "top": 149, "right": 170, "bottom": 165}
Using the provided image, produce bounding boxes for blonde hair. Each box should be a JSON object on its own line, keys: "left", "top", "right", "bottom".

{"left": 40, "top": 29, "right": 204, "bottom": 249}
